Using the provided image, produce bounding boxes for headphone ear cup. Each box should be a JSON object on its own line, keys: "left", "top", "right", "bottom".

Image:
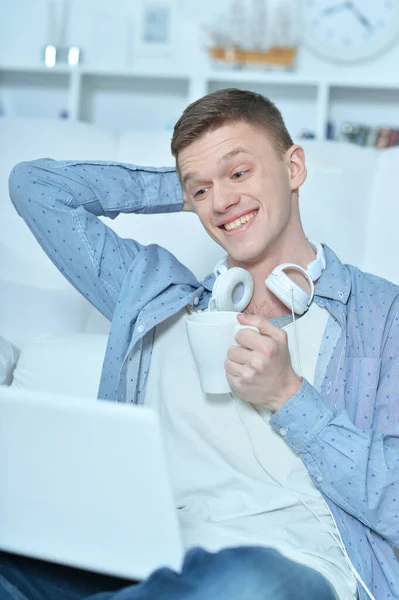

{"left": 213, "top": 267, "right": 254, "bottom": 312}
{"left": 265, "top": 271, "right": 310, "bottom": 315}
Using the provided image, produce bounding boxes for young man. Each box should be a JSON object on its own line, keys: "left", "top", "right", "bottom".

{"left": 4, "top": 89, "right": 399, "bottom": 600}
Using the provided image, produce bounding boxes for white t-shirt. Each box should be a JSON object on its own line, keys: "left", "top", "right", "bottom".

{"left": 143, "top": 302, "right": 358, "bottom": 599}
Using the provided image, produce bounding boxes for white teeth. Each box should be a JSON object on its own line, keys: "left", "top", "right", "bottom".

{"left": 224, "top": 211, "right": 256, "bottom": 231}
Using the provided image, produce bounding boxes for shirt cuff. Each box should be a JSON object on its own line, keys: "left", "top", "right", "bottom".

{"left": 141, "top": 169, "right": 183, "bottom": 213}
{"left": 269, "top": 379, "right": 334, "bottom": 453}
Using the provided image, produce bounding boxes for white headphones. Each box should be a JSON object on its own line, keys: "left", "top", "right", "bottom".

{"left": 208, "top": 241, "right": 326, "bottom": 315}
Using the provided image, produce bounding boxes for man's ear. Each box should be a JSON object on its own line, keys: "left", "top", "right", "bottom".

{"left": 286, "top": 145, "right": 307, "bottom": 192}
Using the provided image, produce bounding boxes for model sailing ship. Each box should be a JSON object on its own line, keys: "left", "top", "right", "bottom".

{"left": 207, "top": 0, "right": 299, "bottom": 68}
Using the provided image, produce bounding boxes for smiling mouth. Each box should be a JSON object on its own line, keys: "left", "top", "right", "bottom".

{"left": 220, "top": 210, "right": 258, "bottom": 234}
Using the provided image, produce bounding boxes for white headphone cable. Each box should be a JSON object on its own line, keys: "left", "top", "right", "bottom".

{"left": 230, "top": 289, "right": 376, "bottom": 599}
{"left": 290, "top": 287, "right": 302, "bottom": 378}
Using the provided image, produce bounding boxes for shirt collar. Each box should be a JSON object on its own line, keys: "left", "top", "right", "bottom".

{"left": 314, "top": 244, "right": 351, "bottom": 304}
{"left": 202, "top": 272, "right": 216, "bottom": 293}
{"left": 201, "top": 244, "right": 351, "bottom": 304}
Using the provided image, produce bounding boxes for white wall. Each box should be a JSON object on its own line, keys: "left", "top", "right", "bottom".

{"left": 0, "top": 0, "right": 203, "bottom": 71}
{"left": 2, "top": 0, "right": 399, "bottom": 75}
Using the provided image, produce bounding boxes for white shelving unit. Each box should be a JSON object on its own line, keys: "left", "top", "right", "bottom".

{"left": 1, "top": 63, "right": 399, "bottom": 141}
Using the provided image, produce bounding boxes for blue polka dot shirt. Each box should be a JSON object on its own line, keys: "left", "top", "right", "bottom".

{"left": 9, "top": 158, "right": 399, "bottom": 599}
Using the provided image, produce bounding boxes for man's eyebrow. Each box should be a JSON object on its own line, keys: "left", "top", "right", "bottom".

{"left": 182, "top": 171, "right": 201, "bottom": 187}
{"left": 181, "top": 147, "right": 253, "bottom": 186}
{"left": 217, "top": 147, "right": 253, "bottom": 164}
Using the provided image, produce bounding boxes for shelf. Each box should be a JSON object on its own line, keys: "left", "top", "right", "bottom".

{"left": 0, "top": 64, "right": 191, "bottom": 81}
{"left": 207, "top": 78, "right": 319, "bottom": 140}
{"left": 1, "top": 64, "right": 398, "bottom": 90}
{"left": 0, "top": 70, "right": 70, "bottom": 119}
{"left": 79, "top": 74, "right": 189, "bottom": 132}
{"left": 81, "top": 66, "right": 190, "bottom": 81}
{"left": 0, "top": 64, "right": 73, "bottom": 75}
{"left": 1, "top": 63, "right": 399, "bottom": 142}
{"left": 329, "top": 86, "right": 399, "bottom": 135}
{"left": 206, "top": 69, "right": 320, "bottom": 87}
{"left": 328, "top": 79, "right": 399, "bottom": 91}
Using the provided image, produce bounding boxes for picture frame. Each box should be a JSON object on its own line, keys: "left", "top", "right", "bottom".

{"left": 134, "top": 0, "right": 178, "bottom": 58}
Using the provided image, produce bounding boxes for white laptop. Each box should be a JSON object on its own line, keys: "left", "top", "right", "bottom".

{"left": 0, "top": 386, "right": 184, "bottom": 580}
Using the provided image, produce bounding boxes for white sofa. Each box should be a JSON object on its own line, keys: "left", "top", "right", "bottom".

{"left": 1, "top": 116, "right": 399, "bottom": 399}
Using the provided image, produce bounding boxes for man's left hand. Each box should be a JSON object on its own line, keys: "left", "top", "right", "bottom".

{"left": 225, "top": 313, "right": 302, "bottom": 412}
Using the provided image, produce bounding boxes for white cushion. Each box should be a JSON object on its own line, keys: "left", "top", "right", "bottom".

{"left": 0, "top": 336, "right": 20, "bottom": 386}
{"left": 363, "top": 146, "right": 399, "bottom": 285}
{"left": 117, "top": 130, "right": 174, "bottom": 166}
{"left": 11, "top": 334, "right": 108, "bottom": 399}
{"left": 0, "top": 118, "right": 119, "bottom": 289}
{"left": 0, "top": 280, "right": 90, "bottom": 348}
{"left": 299, "top": 140, "right": 377, "bottom": 270}
{"left": 0, "top": 117, "right": 118, "bottom": 164}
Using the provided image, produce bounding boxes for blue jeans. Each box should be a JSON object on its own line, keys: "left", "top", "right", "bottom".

{"left": 0, "top": 547, "right": 337, "bottom": 600}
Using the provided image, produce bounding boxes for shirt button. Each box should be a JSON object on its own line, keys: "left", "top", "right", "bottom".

{"left": 193, "top": 296, "right": 199, "bottom": 306}
{"left": 316, "top": 475, "right": 323, "bottom": 483}
{"left": 137, "top": 325, "right": 145, "bottom": 334}
{"left": 279, "top": 427, "right": 288, "bottom": 436}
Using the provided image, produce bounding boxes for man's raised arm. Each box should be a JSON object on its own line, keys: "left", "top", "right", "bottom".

{"left": 8, "top": 159, "right": 183, "bottom": 320}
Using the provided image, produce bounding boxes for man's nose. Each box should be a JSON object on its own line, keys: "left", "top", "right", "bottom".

{"left": 212, "top": 188, "right": 241, "bottom": 213}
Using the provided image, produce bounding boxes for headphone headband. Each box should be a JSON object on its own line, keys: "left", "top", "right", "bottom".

{"left": 306, "top": 241, "right": 326, "bottom": 281}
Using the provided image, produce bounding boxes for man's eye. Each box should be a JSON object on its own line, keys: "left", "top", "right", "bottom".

{"left": 194, "top": 188, "right": 207, "bottom": 198}
{"left": 232, "top": 170, "right": 246, "bottom": 179}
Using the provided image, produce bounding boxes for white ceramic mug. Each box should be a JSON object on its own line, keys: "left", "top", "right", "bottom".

{"left": 185, "top": 311, "right": 259, "bottom": 394}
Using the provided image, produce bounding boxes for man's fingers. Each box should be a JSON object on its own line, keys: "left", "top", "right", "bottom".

{"left": 227, "top": 344, "right": 251, "bottom": 364}
{"left": 238, "top": 313, "right": 288, "bottom": 343}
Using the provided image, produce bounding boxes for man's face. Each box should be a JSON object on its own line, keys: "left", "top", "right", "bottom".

{"left": 178, "top": 121, "right": 305, "bottom": 267}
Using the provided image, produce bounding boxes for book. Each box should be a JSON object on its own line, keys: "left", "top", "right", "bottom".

{"left": 338, "top": 123, "right": 399, "bottom": 149}
{"left": 387, "top": 129, "right": 399, "bottom": 147}
{"left": 376, "top": 128, "right": 391, "bottom": 149}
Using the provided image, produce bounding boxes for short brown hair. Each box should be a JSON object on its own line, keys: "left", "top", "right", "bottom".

{"left": 171, "top": 88, "right": 293, "bottom": 160}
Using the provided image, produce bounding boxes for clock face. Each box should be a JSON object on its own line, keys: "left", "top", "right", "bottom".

{"left": 302, "top": 0, "right": 399, "bottom": 63}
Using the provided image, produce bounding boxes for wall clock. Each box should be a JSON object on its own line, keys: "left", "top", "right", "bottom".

{"left": 302, "top": 0, "right": 399, "bottom": 63}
